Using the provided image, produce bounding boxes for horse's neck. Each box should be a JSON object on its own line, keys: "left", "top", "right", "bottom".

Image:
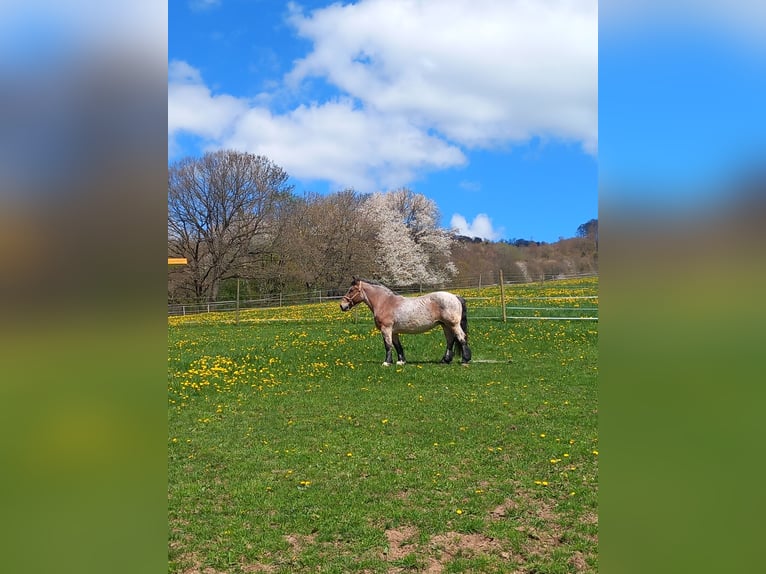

{"left": 362, "top": 282, "right": 395, "bottom": 309}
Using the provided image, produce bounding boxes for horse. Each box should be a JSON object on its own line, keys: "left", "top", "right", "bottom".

{"left": 339, "top": 277, "right": 472, "bottom": 366}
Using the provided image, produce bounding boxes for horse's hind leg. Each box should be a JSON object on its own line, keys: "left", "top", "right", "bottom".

{"left": 456, "top": 296, "right": 471, "bottom": 364}
{"left": 440, "top": 324, "right": 455, "bottom": 364}
{"left": 456, "top": 327, "right": 471, "bottom": 364}
{"left": 445, "top": 324, "right": 471, "bottom": 365}
{"left": 392, "top": 333, "right": 406, "bottom": 365}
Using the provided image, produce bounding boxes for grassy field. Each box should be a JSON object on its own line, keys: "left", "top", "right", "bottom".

{"left": 168, "top": 277, "right": 598, "bottom": 573}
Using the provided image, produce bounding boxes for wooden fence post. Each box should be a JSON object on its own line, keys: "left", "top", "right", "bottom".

{"left": 235, "top": 278, "right": 240, "bottom": 325}
{"left": 499, "top": 269, "right": 507, "bottom": 322}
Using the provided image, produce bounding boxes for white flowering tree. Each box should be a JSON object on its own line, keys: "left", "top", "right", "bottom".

{"left": 361, "top": 188, "right": 456, "bottom": 286}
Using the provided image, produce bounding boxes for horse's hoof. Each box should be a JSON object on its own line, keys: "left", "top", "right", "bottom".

{"left": 382, "top": 362, "right": 391, "bottom": 367}
{"left": 396, "top": 360, "right": 406, "bottom": 366}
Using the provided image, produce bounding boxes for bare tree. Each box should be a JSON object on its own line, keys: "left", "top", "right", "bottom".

{"left": 362, "top": 188, "right": 456, "bottom": 286}
{"left": 168, "top": 150, "right": 293, "bottom": 301}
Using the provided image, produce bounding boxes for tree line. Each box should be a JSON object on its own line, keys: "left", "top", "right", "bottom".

{"left": 168, "top": 150, "right": 597, "bottom": 304}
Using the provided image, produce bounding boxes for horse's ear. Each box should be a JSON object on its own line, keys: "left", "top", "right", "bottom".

{"left": 352, "top": 275, "right": 358, "bottom": 284}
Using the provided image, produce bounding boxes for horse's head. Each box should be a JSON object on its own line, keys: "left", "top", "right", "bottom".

{"left": 340, "top": 277, "right": 364, "bottom": 311}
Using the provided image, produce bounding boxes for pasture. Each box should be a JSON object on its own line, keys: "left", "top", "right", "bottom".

{"left": 168, "top": 277, "right": 598, "bottom": 573}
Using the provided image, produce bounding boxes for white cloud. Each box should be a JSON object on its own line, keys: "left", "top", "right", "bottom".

{"left": 168, "top": 60, "right": 466, "bottom": 191}
{"left": 169, "top": 0, "right": 597, "bottom": 189}
{"left": 221, "top": 98, "right": 466, "bottom": 191}
{"left": 450, "top": 213, "right": 503, "bottom": 241}
{"left": 168, "top": 60, "right": 247, "bottom": 142}
{"left": 288, "top": 0, "right": 598, "bottom": 154}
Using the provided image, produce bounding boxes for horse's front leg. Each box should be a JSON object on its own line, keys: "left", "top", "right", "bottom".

{"left": 381, "top": 327, "right": 395, "bottom": 366}
{"left": 392, "top": 333, "right": 406, "bottom": 365}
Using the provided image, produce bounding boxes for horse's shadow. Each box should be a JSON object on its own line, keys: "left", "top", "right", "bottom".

{"left": 352, "top": 359, "right": 465, "bottom": 365}
{"left": 349, "top": 358, "right": 509, "bottom": 365}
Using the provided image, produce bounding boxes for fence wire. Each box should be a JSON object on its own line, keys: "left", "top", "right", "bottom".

{"left": 169, "top": 272, "right": 598, "bottom": 321}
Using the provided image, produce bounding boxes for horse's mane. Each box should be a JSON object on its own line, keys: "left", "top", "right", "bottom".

{"left": 354, "top": 277, "right": 397, "bottom": 295}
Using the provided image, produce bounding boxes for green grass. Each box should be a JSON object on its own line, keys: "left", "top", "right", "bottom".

{"left": 168, "top": 277, "right": 598, "bottom": 573}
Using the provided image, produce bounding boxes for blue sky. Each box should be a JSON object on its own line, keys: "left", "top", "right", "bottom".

{"left": 169, "top": 0, "right": 598, "bottom": 243}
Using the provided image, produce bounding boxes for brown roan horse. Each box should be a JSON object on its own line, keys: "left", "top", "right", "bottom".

{"left": 340, "top": 277, "right": 471, "bottom": 366}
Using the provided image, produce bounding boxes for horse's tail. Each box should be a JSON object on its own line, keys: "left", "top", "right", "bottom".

{"left": 458, "top": 296, "right": 468, "bottom": 338}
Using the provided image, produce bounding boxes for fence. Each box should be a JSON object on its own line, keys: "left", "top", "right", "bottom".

{"left": 168, "top": 272, "right": 598, "bottom": 322}
{"left": 467, "top": 295, "right": 599, "bottom": 321}
{"left": 168, "top": 290, "right": 343, "bottom": 317}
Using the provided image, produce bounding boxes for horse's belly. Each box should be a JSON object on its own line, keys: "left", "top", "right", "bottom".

{"left": 394, "top": 320, "right": 437, "bottom": 334}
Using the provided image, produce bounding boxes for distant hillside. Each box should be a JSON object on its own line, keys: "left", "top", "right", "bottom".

{"left": 451, "top": 220, "right": 598, "bottom": 283}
